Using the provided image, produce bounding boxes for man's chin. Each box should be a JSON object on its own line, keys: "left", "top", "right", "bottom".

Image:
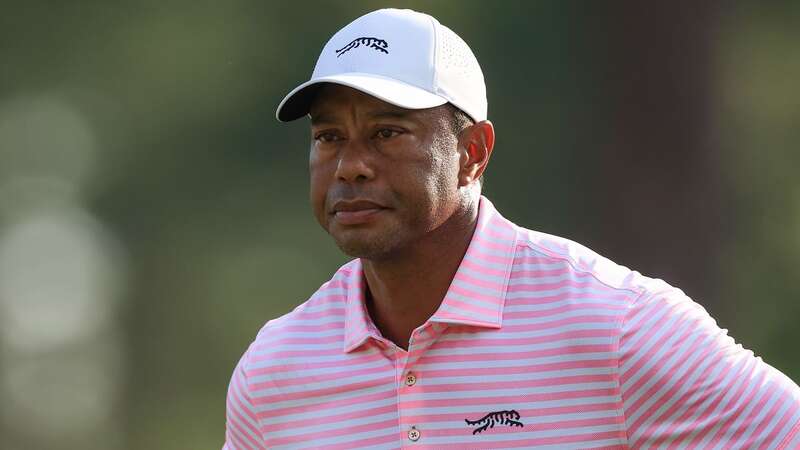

{"left": 331, "top": 231, "right": 398, "bottom": 260}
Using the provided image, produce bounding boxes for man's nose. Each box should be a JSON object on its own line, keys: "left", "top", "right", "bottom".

{"left": 334, "top": 140, "right": 375, "bottom": 182}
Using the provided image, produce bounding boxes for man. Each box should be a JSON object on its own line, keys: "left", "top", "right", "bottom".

{"left": 224, "top": 8, "right": 800, "bottom": 449}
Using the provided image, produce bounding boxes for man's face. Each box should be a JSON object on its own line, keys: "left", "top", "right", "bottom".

{"left": 308, "top": 84, "right": 463, "bottom": 260}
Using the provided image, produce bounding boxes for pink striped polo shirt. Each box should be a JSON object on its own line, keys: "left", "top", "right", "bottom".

{"left": 224, "top": 196, "right": 800, "bottom": 449}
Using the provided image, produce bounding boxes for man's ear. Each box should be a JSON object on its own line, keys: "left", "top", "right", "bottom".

{"left": 458, "top": 120, "right": 495, "bottom": 187}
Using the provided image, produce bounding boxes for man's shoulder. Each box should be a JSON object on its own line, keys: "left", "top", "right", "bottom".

{"left": 507, "top": 221, "right": 724, "bottom": 337}
{"left": 509, "top": 223, "right": 674, "bottom": 303}
{"left": 248, "top": 259, "right": 358, "bottom": 350}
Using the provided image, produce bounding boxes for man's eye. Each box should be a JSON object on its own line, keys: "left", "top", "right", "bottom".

{"left": 315, "top": 132, "right": 340, "bottom": 142}
{"left": 375, "top": 129, "right": 400, "bottom": 139}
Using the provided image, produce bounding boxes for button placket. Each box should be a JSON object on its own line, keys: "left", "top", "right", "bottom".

{"left": 400, "top": 325, "right": 441, "bottom": 445}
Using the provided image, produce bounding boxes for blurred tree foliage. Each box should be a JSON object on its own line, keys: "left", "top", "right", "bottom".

{"left": 0, "top": 1, "right": 798, "bottom": 449}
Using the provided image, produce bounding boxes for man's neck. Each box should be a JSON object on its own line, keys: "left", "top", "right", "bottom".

{"left": 362, "top": 199, "right": 480, "bottom": 350}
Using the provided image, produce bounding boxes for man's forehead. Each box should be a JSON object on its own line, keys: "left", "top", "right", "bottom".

{"left": 309, "top": 84, "right": 423, "bottom": 123}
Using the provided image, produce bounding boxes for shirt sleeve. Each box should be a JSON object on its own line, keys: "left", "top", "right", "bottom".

{"left": 223, "top": 344, "right": 267, "bottom": 450}
{"left": 618, "top": 287, "right": 800, "bottom": 449}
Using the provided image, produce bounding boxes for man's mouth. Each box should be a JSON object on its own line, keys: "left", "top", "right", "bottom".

{"left": 331, "top": 200, "right": 388, "bottom": 225}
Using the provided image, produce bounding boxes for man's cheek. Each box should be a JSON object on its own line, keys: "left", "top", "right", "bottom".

{"left": 308, "top": 180, "right": 327, "bottom": 225}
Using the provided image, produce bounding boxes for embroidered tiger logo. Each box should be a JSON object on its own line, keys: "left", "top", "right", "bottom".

{"left": 335, "top": 37, "right": 389, "bottom": 57}
{"left": 465, "top": 410, "right": 524, "bottom": 435}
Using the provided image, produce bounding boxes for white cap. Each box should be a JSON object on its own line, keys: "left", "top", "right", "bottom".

{"left": 276, "top": 8, "right": 487, "bottom": 123}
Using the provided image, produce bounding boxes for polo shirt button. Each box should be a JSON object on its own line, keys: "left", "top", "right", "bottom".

{"left": 405, "top": 372, "right": 417, "bottom": 387}
{"left": 408, "top": 426, "right": 421, "bottom": 442}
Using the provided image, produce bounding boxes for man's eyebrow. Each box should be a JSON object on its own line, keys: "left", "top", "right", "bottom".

{"left": 310, "top": 109, "right": 417, "bottom": 126}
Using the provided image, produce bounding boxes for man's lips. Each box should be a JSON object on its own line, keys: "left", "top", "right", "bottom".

{"left": 331, "top": 200, "right": 388, "bottom": 225}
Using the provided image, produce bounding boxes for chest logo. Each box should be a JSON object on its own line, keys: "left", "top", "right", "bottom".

{"left": 335, "top": 37, "right": 389, "bottom": 57}
{"left": 465, "top": 410, "right": 524, "bottom": 435}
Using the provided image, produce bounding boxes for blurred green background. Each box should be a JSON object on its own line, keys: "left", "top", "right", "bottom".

{"left": 1, "top": 1, "right": 798, "bottom": 449}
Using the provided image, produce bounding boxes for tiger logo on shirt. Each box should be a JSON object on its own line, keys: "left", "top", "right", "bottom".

{"left": 465, "top": 410, "right": 524, "bottom": 435}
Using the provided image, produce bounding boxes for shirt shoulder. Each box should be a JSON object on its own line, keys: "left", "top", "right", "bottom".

{"left": 510, "top": 224, "right": 800, "bottom": 448}
{"left": 244, "top": 259, "right": 358, "bottom": 366}
{"left": 512, "top": 226, "right": 672, "bottom": 300}
{"left": 261, "top": 259, "right": 356, "bottom": 326}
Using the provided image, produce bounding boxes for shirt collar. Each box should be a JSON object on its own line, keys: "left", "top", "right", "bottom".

{"left": 343, "top": 196, "right": 519, "bottom": 353}
{"left": 342, "top": 258, "right": 377, "bottom": 352}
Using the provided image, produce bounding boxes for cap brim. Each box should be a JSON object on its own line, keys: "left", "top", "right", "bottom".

{"left": 275, "top": 73, "right": 448, "bottom": 122}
